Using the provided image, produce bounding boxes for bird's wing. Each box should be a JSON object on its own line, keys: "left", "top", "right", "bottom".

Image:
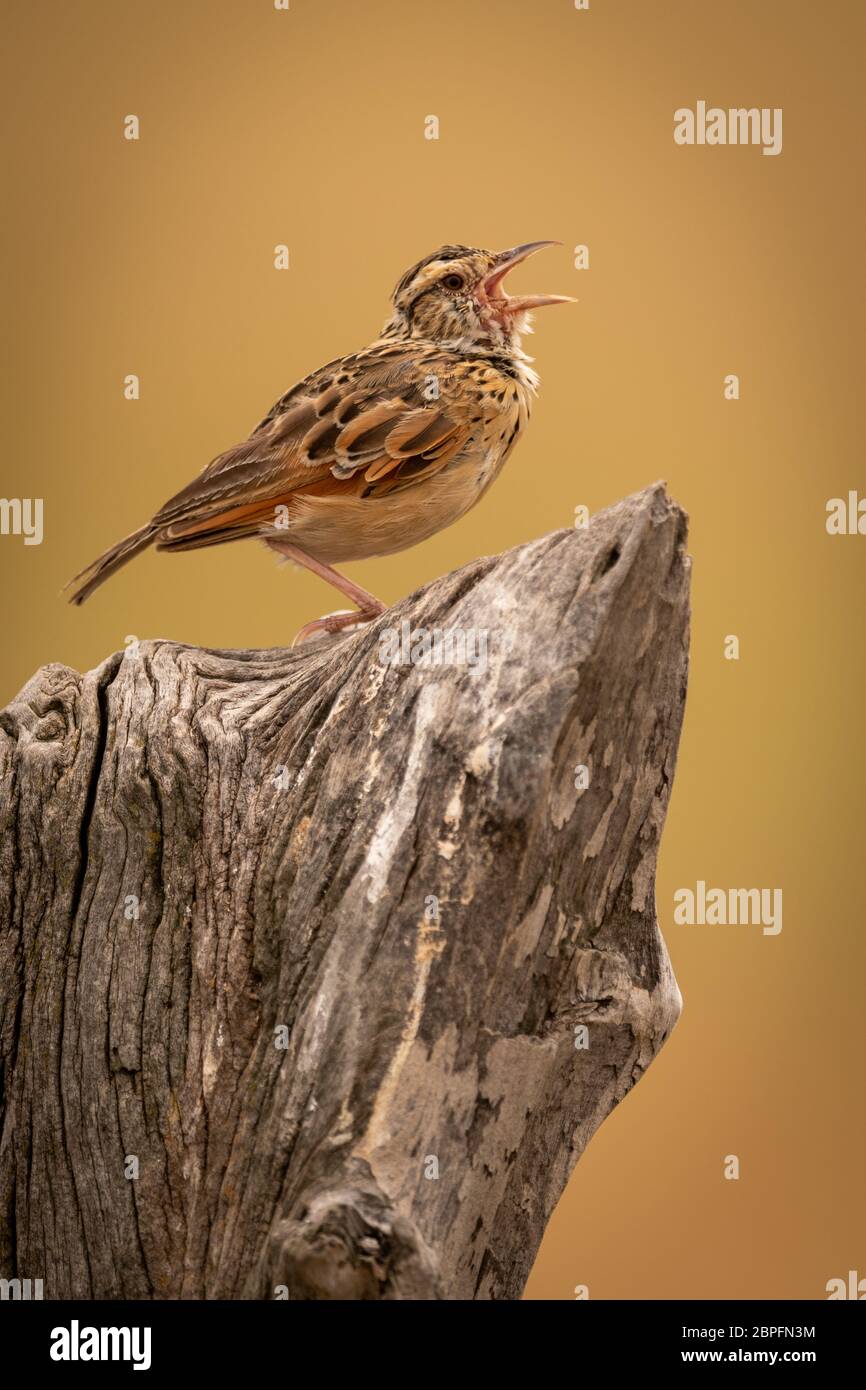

{"left": 154, "top": 348, "right": 473, "bottom": 545}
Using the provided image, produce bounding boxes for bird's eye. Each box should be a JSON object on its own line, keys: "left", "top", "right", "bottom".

{"left": 443, "top": 273, "right": 464, "bottom": 291}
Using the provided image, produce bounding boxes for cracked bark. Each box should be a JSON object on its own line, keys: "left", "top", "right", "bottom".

{"left": 0, "top": 482, "right": 689, "bottom": 1301}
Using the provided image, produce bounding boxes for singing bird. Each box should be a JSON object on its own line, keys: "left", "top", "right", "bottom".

{"left": 67, "top": 241, "right": 574, "bottom": 641}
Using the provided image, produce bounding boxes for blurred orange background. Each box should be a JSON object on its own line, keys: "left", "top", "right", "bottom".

{"left": 2, "top": 0, "right": 864, "bottom": 1299}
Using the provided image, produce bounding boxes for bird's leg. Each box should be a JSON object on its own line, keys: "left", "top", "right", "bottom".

{"left": 265, "top": 538, "right": 386, "bottom": 646}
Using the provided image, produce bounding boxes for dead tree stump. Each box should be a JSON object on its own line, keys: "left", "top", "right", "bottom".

{"left": 0, "top": 482, "right": 689, "bottom": 1300}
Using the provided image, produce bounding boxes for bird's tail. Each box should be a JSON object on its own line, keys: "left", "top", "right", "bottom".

{"left": 65, "top": 523, "right": 157, "bottom": 606}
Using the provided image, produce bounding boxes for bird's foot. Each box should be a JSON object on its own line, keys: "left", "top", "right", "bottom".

{"left": 292, "top": 604, "right": 385, "bottom": 648}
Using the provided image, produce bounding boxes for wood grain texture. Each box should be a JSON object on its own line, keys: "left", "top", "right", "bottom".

{"left": 0, "top": 482, "right": 689, "bottom": 1300}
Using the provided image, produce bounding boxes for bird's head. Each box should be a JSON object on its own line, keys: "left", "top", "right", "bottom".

{"left": 381, "top": 242, "right": 574, "bottom": 351}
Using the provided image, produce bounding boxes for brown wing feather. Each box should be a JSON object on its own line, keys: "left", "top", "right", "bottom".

{"left": 154, "top": 349, "right": 467, "bottom": 546}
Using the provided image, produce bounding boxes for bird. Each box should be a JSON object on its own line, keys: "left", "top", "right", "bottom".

{"left": 66, "top": 241, "right": 574, "bottom": 642}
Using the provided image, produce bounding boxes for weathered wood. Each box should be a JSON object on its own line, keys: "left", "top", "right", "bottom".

{"left": 0, "top": 482, "right": 689, "bottom": 1300}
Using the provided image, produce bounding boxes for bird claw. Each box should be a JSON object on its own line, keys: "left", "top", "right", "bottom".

{"left": 292, "top": 608, "right": 382, "bottom": 648}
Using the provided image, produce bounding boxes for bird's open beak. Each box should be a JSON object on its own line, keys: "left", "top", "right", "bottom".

{"left": 476, "top": 241, "right": 576, "bottom": 320}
